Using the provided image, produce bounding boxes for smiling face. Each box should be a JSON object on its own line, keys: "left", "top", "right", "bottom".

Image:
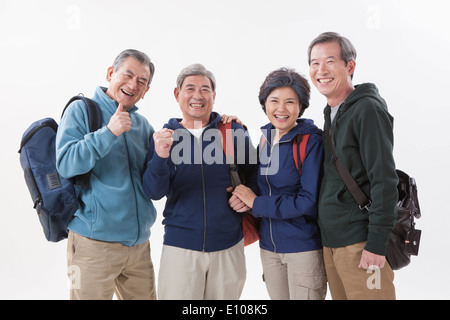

{"left": 174, "top": 75, "right": 216, "bottom": 128}
{"left": 105, "top": 56, "right": 151, "bottom": 109}
{"left": 309, "top": 41, "right": 355, "bottom": 107}
{"left": 265, "top": 87, "right": 301, "bottom": 139}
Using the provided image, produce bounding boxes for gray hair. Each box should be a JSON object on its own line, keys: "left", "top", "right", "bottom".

{"left": 307, "top": 32, "right": 357, "bottom": 65}
{"left": 176, "top": 64, "right": 216, "bottom": 91}
{"left": 112, "top": 49, "right": 155, "bottom": 86}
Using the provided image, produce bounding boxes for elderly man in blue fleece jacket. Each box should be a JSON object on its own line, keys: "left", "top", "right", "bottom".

{"left": 56, "top": 49, "right": 157, "bottom": 300}
{"left": 142, "top": 63, "right": 258, "bottom": 300}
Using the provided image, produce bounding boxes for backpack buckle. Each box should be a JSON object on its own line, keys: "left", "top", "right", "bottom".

{"left": 359, "top": 200, "right": 372, "bottom": 211}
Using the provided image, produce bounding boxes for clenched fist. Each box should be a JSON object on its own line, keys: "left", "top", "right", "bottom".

{"left": 107, "top": 103, "right": 131, "bottom": 137}
{"left": 153, "top": 128, "right": 174, "bottom": 158}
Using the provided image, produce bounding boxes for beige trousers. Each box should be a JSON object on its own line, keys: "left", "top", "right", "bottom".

{"left": 260, "top": 249, "right": 327, "bottom": 300}
{"left": 158, "top": 240, "right": 246, "bottom": 300}
{"left": 323, "top": 241, "right": 396, "bottom": 300}
{"left": 67, "top": 231, "right": 156, "bottom": 300}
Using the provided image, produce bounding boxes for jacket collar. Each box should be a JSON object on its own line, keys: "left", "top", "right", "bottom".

{"left": 94, "top": 86, "right": 139, "bottom": 114}
{"left": 165, "top": 112, "right": 222, "bottom": 132}
{"left": 260, "top": 118, "right": 317, "bottom": 145}
{"left": 323, "top": 83, "right": 379, "bottom": 127}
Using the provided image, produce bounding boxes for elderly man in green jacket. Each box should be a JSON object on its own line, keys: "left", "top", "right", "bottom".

{"left": 308, "top": 32, "right": 398, "bottom": 300}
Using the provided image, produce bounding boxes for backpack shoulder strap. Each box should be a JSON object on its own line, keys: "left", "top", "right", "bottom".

{"left": 293, "top": 133, "right": 310, "bottom": 175}
{"left": 218, "top": 121, "right": 234, "bottom": 165}
{"left": 62, "top": 95, "right": 103, "bottom": 132}
{"left": 218, "top": 121, "right": 241, "bottom": 187}
{"left": 325, "top": 128, "right": 371, "bottom": 210}
{"left": 61, "top": 95, "right": 103, "bottom": 188}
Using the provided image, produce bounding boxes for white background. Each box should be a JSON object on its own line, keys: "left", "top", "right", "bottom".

{"left": 1, "top": 0, "right": 449, "bottom": 300}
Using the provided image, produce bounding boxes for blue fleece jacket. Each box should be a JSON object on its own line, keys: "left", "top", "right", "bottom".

{"left": 252, "top": 119, "right": 323, "bottom": 253}
{"left": 142, "top": 112, "right": 258, "bottom": 252}
{"left": 55, "top": 86, "right": 157, "bottom": 246}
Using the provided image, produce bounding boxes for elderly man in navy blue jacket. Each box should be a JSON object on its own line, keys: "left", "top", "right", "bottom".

{"left": 142, "top": 64, "right": 258, "bottom": 300}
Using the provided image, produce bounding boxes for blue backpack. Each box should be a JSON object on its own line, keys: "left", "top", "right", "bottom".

{"left": 19, "top": 96, "right": 102, "bottom": 242}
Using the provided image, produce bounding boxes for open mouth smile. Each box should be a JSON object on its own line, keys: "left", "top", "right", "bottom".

{"left": 121, "top": 89, "right": 135, "bottom": 97}
{"left": 317, "top": 78, "right": 334, "bottom": 84}
{"left": 190, "top": 103, "right": 204, "bottom": 109}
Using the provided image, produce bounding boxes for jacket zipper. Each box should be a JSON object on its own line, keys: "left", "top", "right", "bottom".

{"left": 265, "top": 141, "right": 277, "bottom": 253}
{"left": 264, "top": 137, "right": 293, "bottom": 253}
{"left": 123, "top": 131, "right": 140, "bottom": 245}
{"left": 198, "top": 136, "right": 207, "bottom": 252}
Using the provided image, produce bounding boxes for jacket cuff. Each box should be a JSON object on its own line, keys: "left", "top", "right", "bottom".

{"left": 251, "top": 196, "right": 264, "bottom": 217}
{"left": 150, "top": 152, "right": 170, "bottom": 173}
{"left": 364, "top": 231, "right": 390, "bottom": 256}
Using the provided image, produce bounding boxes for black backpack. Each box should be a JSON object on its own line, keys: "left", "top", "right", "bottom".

{"left": 326, "top": 129, "right": 421, "bottom": 270}
{"left": 386, "top": 170, "right": 421, "bottom": 270}
{"left": 19, "top": 95, "right": 102, "bottom": 242}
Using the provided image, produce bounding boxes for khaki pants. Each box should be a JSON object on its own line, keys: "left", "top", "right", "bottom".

{"left": 260, "top": 249, "right": 327, "bottom": 300}
{"left": 323, "top": 241, "right": 396, "bottom": 300}
{"left": 67, "top": 231, "right": 156, "bottom": 300}
{"left": 158, "top": 240, "right": 246, "bottom": 300}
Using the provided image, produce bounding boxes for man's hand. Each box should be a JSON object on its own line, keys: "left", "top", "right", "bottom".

{"left": 358, "top": 249, "right": 386, "bottom": 270}
{"left": 107, "top": 103, "right": 131, "bottom": 137}
{"left": 221, "top": 114, "right": 245, "bottom": 128}
{"left": 153, "top": 128, "right": 174, "bottom": 158}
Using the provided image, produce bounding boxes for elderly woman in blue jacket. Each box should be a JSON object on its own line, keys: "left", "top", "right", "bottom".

{"left": 232, "top": 68, "right": 327, "bottom": 300}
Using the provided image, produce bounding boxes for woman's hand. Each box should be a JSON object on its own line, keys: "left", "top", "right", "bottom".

{"left": 231, "top": 185, "right": 257, "bottom": 210}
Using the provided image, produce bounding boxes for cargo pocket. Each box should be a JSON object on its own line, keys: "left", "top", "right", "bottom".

{"left": 293, "top": 273, "right": 327, "bottom": 300}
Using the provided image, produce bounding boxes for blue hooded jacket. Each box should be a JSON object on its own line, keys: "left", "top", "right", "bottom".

{"left": 252, "top": 119, "right": 323, "bottom": 253}
{"left": 142, "top": 112, "right": 258, "bottom": 252}
{"left": 56, "top": 87, "right": 157, "bottom": 246}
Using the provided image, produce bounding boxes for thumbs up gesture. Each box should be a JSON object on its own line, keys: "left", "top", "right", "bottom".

{"left": 107, "top": 103, "right": 132, "bottom": 137}
{"left": 153, "top": 128, "right": 174, "bottom": 159}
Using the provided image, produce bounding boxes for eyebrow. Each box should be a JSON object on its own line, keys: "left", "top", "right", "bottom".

{"left": 185, "top": 84, "right": 212, "bottom": 89}
{"left": 268, "top": 96, "right": 297, "bottom": 101}
{"left": 311, "top": 55, "right": 338, "bottom": 62}
{"left": 125, "top": 70, "right": 148, "bottom": 83}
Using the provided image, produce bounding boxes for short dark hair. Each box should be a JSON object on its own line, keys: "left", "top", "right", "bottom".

{"left": 258, "top": 68, "right": 310, "bottom": 118}
{"left": 113, "top": 49, "right": 155, "bottom": 86}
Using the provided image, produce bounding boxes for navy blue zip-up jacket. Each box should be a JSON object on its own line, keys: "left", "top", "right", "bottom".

{"left": 252, "top": 119, "right": 323, "bottom": 253}
{"left": 142, "top": 112, "right": 258, "bottom": 252}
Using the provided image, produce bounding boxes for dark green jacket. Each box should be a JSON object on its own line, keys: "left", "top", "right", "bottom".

{"left": 319, "top": 83, "right": 398, "bottom": 256}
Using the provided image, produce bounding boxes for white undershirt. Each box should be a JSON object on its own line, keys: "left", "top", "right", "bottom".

{"left": 187, "top": 127, "right": 205, "bottom": 139}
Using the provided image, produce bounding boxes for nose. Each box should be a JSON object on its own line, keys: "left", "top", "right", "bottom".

{"left": 276, "top": 102, "right": 288, "bottom": 113}
{"left": 192, "top": 88, "right": 202, "bottom": 99}
{"left": 129, "top": 78, "right": 138, "bottom": 90}
{"left": 317, "top": 61, "right": 328, "bottom": 75}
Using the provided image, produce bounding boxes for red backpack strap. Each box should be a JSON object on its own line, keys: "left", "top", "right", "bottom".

{"left": 217, "top": 121, "right": 234, "bottom": 165}
{"left": 293, "top": 134, "right": 310, "bottom": 175}
{"left": 258, "top": 135, "right": 267, "bottom": 159}
{"left": 218, "top": 121, "right": 241, "bottom": 187}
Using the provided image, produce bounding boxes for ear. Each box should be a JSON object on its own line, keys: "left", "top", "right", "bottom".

{"left": 174, "top": 87, "right": 180, "bottom": 101}
{"left": 347, "top": 60, "right": 356, "bottom": 77}
{"left": 106, "top": 66, "right": 114, "bottom": 82}
{"left": 298, "top": 104, "right": 303, "bottom": 118}
{"left": 141, "top": 86, "right": 150, "bottom": 100}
